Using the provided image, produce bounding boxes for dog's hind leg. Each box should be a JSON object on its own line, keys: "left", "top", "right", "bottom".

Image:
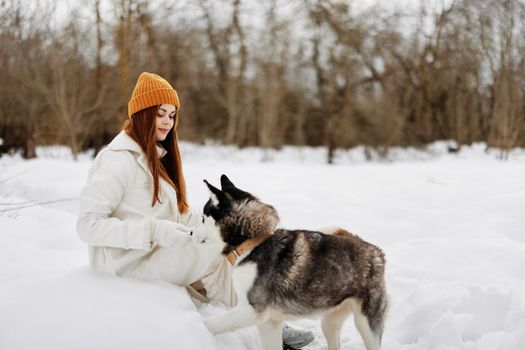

{"left": 256, "top": 319, "right": 283, "bottom": 350}
{"left": 354, "top": 288, "right": 387, "bottom": 350}
{"left": 204, "top": 303, "right": 260, "bottom": 334}
{"left": 321, "top": 298, "right": 354, "bottom": 350}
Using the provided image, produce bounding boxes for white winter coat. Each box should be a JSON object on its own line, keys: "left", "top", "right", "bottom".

{"left": 76, "top": 131, "right": 234, "bottom": 304}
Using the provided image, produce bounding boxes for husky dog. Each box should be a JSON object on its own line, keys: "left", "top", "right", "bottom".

{"left": 199, "top": 175, "right": 387, "bottom": 350}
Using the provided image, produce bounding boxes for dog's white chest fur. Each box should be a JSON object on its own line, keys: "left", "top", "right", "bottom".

{"left": 232, "top": 262, "right": 257, "bottom": 302}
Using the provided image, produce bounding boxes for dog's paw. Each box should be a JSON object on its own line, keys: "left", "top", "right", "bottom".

{"left": 190, "top": 225, "right": 209, "bottom": 244}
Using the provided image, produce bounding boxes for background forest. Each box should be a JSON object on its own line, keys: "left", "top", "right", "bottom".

{"left": 1, "top": 0, "right": 524, "bottom": 162}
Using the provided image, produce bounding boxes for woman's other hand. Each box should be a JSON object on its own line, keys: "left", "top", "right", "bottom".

{"left": 189, "top": 225, "right": 209, "bottom": 244}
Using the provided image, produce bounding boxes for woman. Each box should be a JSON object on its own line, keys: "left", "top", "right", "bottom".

{"left": 76, "top": 72, "right": 313, "bottom": 348}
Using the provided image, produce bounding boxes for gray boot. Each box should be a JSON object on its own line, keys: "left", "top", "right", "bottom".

{"left": 282, "top": 323, "right": 314, "bottom": 349}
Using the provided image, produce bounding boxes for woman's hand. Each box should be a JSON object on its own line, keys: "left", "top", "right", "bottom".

{"left": 153, "top": 220, "right": 192, "bottom": 247}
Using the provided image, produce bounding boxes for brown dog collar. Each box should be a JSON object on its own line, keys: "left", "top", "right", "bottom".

{"left": 225, "top": 233, "right": 272, "bottom": 265}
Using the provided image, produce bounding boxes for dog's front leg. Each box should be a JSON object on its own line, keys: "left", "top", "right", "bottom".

{"left": 256, "top": 319, "right": 283, "bottom": 350}
{"left": 204, "top": 303, "right": 260, "bottom": 334}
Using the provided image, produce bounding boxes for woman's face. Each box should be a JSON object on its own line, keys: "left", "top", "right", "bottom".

{"left": 155, "top": 104, "right": 176, "bottom": 141}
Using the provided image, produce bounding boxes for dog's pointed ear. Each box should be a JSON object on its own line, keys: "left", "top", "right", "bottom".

{"left": 220, "top": 175, "right": 252, "bottom": 200}
{"left": 220, "top": 174, "right": 235, "bottom": 190}
{"left": 204, "top": 179, "right": 223, "bottom": 205}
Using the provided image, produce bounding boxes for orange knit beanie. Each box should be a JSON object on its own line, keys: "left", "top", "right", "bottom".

{"left": 128, "top": 72, "right": 180, "bottom": 117}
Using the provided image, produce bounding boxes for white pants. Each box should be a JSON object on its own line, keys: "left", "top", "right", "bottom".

{"left": 126, "top": 243, "right": 237, "bottom": 307}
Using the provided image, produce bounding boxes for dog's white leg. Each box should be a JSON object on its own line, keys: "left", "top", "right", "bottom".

{"left": 321, "top": 299, "right": 354, "bottom": 350}
{"left": 204, "top": 303, "right": 259, "bottom": 334}
{"left": 354, "top": 308, "right": 381, "bottom": 350}
{"left": 256, "top": 319, "right": 283, "bottom": 350}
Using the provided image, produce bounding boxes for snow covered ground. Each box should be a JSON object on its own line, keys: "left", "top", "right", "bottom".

{"left": 1, "top": 141, "right": 524, "bottom": 350}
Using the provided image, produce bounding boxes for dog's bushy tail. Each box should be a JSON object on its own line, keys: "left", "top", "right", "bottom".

{"left": 332, "top": 228, "right": 356, "bottom": 238}
{"left": 365, "top": 283, "right": 388, "bottom": 341}
{"left": 319, "top": 227, "right": 359, "bottom": 239}
{"left": 362, "top": 249, "right": 388, "bottom": 347}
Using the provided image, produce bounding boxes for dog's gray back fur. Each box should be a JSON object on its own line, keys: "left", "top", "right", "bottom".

{"left": 203, "top": 175, "right": 387, "bottom": 339}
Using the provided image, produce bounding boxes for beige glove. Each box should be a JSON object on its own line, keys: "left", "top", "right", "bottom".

{"left": 189, "top": 224, "right": 210, "bottom": 244}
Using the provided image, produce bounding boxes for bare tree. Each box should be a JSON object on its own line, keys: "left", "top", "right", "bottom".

{"left": 253, "top": 0, "right": 291, "bottom": 149}
{"left": 0, "top": 0, "right": 54, "bottom": 158}
{"left": 199, "top": 0, "right": 249, "bottom": 145}
{"left": 13, "top": 14, "right": 106, "bottom": 159}
{"left": 484, "top": 0, "right": 525, "bottom": 158}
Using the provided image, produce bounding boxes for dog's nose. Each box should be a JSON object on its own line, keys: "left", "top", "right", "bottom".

{"left": 190, "top": 231, "right": 193, "bottom": 236}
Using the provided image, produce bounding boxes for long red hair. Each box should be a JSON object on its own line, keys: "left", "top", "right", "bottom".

{"left": 123, "top": 105, "right": 189, "bottom": 213}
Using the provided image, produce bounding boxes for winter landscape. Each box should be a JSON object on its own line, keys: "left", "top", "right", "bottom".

{"left": 1, "top": 142, "right": 524, "bottom": 350}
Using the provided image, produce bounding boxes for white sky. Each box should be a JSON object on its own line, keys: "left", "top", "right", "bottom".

{"left": 45, "top": 0, "right": 454, "bottom": 27}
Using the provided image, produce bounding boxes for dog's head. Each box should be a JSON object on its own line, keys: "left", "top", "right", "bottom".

{"left": 202, "top": 175, "right": 279, "bottom": 250}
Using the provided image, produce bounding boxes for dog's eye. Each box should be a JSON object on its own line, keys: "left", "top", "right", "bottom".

{"left": 202, "top": 216, "right": 205, "bottom": 223}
